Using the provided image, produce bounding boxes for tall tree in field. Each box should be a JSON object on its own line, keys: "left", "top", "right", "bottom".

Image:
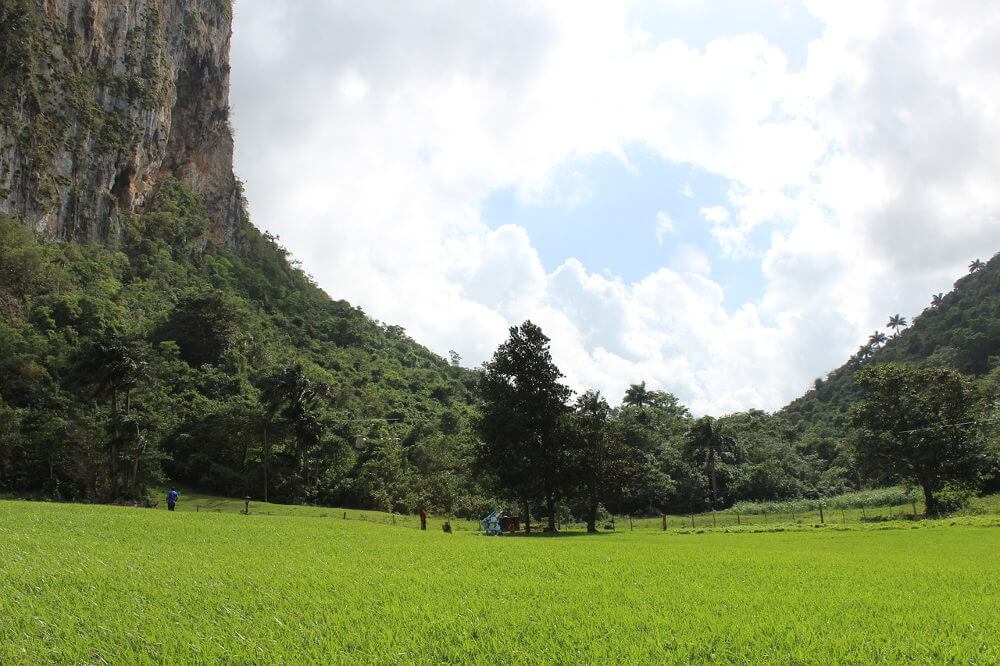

{"left": 854, "top": 364, "right": 987, "bottom": 514}
{"left": 683, "top": 416, "right": 735, "bottom": 509}
{"left": 476, "top": 321, "right": 571, "bottom": 531}
{"left": 614, "top": 389, "right": 688, "bottom": 515}
{"left": 568, "top": 390, "right": 627, "bottom": 533}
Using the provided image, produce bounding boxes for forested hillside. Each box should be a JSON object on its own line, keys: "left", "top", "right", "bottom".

{"left": 781, "top": 254, "right": 1000, "bottom": 492}
{"left": 0, "top": 182, "right": 486, "bottom": 513}
{"left": 784, "top": 254, "right": 1000, "bottom": 431}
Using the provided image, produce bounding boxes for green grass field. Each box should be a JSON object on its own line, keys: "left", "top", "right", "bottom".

{"left": 2, "top": 499, "right": 999, "bottom": 663}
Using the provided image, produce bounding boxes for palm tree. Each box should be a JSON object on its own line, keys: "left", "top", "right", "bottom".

{"left": 931, "top": 293, "right": 944, "bottom": 307}
{"left": 683, "top": 416, "right": 735, "bottom": 509}
{"left": 887, "top": 314, "right": 908, "bottom": 337}
{"left": 969, "top": 259, "right": 986, "bottom": 273}
{"left": 855, "top": 343, "right": 874, "bottom": 364}
{"left": 623, "top": 381, "right": 650, "bottom": 408}
{"left": 868, "top": 331, "right": 888, "bottom": 347}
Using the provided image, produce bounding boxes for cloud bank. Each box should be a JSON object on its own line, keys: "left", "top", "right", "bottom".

{"left": 230, "top": 0, "right": 1000, "bottom": 414}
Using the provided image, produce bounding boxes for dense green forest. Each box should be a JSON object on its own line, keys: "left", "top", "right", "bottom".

{"left": 0, "top": 181, "right": 486, "bottom": 513}
{"left": 2, "top": 182, "right": 998, "bottom": 519}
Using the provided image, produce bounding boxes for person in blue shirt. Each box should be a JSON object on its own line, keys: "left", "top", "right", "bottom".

{"left": 166, "top": 488, "right": 179, "bottom": 511}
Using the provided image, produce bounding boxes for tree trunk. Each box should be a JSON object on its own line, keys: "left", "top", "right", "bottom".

{"left": 523, "top": 499, "right": 531, "bottom": 533}
{"left": 130, "top": 436, "right": 145, "bottom": 497}
{"left": 299, "top": 448, "right": 305, "bottom": 479}
{"left": 922, "top": 481, "right": 937, "bottom": 516}
{"left": 707, "top": 446, "right": 718, "bottom": 508}
{"left": 109, "top": 388, "right": 119, "bottom": 499}
{"left": 586, "top": 495, "right": 598, "bottom": 533}
{"left": 263, "top": 425, "right": 270, "bottom": 503}
{"left": 546, "top": 495, "right": 556, "bottom": 531}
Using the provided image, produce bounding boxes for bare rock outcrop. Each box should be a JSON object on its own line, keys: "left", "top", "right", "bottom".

{"left": 0, "top": 0, "right": 243, "bottom": 245}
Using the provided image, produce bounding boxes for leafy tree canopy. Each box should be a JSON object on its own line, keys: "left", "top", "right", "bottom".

{"left": 853, "top": 363, "right": 989, "bottom": 514}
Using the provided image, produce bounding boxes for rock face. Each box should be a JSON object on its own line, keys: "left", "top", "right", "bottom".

{"left": 0, "top": 0, "right": 243, "bottom": 245}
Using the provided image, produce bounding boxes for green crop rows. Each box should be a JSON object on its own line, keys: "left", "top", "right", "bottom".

{"left": 2, "top": 500, "right": 998, "bottom": 664}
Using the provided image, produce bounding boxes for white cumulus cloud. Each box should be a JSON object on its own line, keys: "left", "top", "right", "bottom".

{"left": 230, "top": 0, "right": 1000, "bottom": 414}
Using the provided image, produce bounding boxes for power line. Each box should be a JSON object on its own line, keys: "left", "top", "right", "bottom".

{"left": 896, "top": 416, "right": 1000, "bottom": 435}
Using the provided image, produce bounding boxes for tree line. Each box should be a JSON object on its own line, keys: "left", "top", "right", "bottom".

{"left": 475, "top": 322, "right": 999, "bottom": 528}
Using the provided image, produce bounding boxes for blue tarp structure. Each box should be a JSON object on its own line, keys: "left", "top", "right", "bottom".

{"left": 480, "top": 510, "right": 502, "bottom": 535}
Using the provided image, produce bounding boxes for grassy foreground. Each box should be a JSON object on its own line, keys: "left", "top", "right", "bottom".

{"left": 2, "top": 500, "right": 999, "bottom": 664}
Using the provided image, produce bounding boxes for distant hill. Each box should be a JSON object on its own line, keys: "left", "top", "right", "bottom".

{"left": 782, "top": 252, "right": 1000, "bottom": 435}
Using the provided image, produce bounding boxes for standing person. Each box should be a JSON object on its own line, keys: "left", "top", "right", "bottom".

{"left": 419, "top": 505, "right": 427, "bottom": 531}
{"left": 166, "top": 488, "right": 179, "bottom": 511}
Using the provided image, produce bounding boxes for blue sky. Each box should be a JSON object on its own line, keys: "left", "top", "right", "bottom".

{"left": 481, "top": 146, "right": 767, "bottom": 312}
{"left": 629, "top": 0, "right": 823, "bottom": 70}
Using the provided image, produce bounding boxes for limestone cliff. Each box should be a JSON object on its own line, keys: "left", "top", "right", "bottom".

{"left": 0, "top": 0, "right": 243, "bottom": 245}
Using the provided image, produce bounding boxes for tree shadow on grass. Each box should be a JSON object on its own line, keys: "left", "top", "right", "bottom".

{"left": 498, "top": 530, "right": 621, "bottom": 538}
